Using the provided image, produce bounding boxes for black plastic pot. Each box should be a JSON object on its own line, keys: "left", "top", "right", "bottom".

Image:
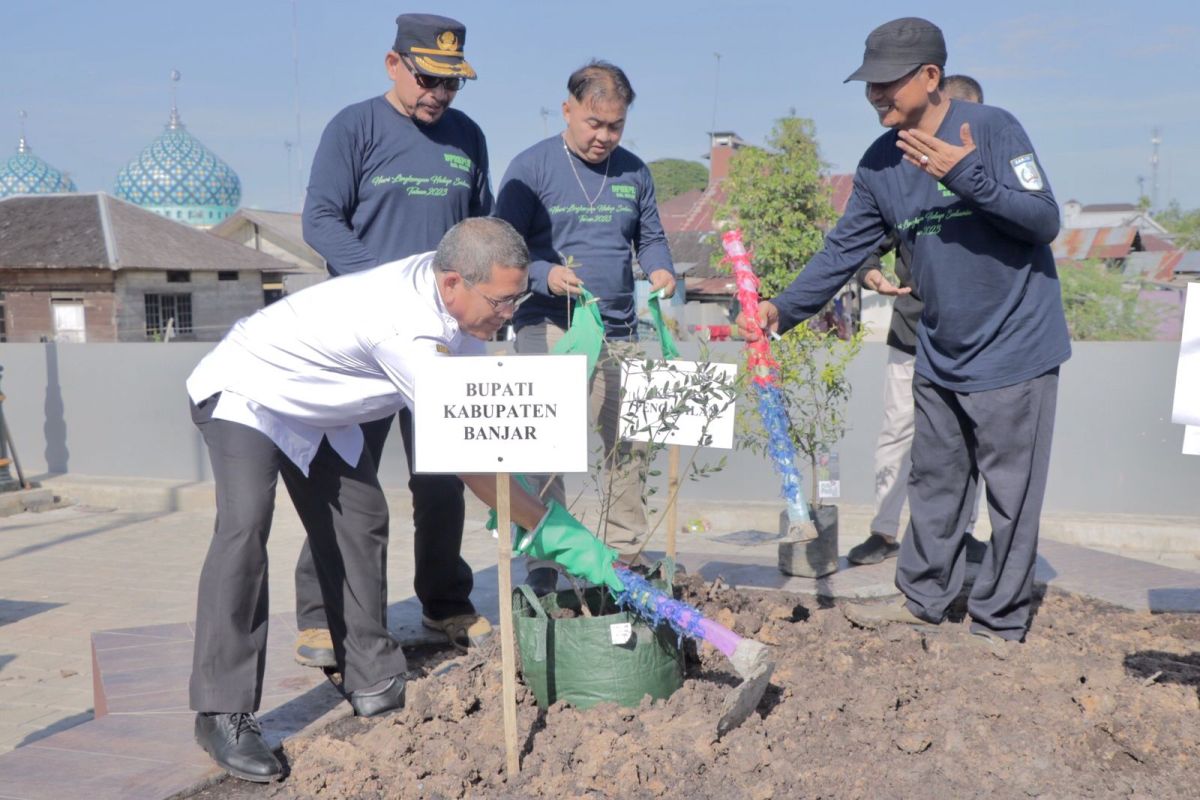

{"left": 777, "top": 504, "right": 839, "bottom": 578}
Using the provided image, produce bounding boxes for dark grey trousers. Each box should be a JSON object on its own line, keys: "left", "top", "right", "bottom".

{"left": 189, "top": 395, "right": 409, "bottom": 712}
{"left": 292, "top": 407, "right": 475, "bottom": 629}
{"left": 896, "top": 368, "right": 1059, "bottom": 641}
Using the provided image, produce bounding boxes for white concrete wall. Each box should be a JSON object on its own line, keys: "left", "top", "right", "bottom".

{"left": 0, "top": 341, "right": 1196, "bottom": 517}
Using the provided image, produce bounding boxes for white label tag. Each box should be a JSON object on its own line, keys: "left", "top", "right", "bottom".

{"left": 609, "top": 622, "right": 633, "bottom": 645}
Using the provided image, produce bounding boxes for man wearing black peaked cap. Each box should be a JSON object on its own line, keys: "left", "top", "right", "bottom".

{"left": 738, "top": 18, "right": 1069, "bottom": 656}
{"left": 297, "top": 12, "right": 494, "bottom": 669}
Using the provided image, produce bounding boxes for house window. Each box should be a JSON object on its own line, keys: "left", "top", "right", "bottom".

{"left": 218, "top": 271, "right": 238, "bottom": 281}
{"left": 51, "top": 298, "right": 86, "bottom": 343}
{"left": 167, "top": 270, "right": 191, "bottom": 283}
{"left": 262, "top": 273, "right": 285, "bottom": 306}
{"left": 144, "top": 293, "right": 193, "bottom": 338}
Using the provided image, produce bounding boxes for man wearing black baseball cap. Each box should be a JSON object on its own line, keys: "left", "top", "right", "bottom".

{"left": 738, "top": 18, "right": 1070, "bottom": 655}
{"left": 298, "top": 12, "right": 494, "bottom": 670}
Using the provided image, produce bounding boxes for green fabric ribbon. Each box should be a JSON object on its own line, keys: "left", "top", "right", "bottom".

{"left": 513, "top": 500, "right": 624, "bottom": 594}
{"left": 647, "top": 288, "right": 680, "bottom": 360}
{"left": 550, "top": 288, "right": 605, "bottom": 377}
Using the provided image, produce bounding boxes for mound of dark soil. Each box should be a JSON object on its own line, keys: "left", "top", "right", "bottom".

{"left": 194, "top": 577, "right": 1200, "bottom": 799}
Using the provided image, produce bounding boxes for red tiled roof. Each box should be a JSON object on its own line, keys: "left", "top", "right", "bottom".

{"left": 827, "top": 174, "right": 854, "bottom": 215}
{"left": 658, "top": 173, "right": 853, "bottom": 235}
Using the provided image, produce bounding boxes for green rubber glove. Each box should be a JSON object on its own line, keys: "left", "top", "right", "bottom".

{"left": 513, "top": 500, "right": 625, "bottom": 595}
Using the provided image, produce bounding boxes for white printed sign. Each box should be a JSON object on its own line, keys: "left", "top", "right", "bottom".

{"left": 619, "top": 360, "right": 737, "bottom": 448}
{"left": 1172, "top": 283, "right": 1200, "bottom": 426}
{"left": 413, "top": 355, "right": 588, "bottom": 474}
{"left": 1184, "top": 426, "right": 1200, "bottom": 457}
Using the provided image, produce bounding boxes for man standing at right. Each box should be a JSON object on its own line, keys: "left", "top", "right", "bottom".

{"left": 738, "top": 19, "right": 1069, "bottom": 650}
{"left": 847, "top": 73, "right": 987, "bottom": 567}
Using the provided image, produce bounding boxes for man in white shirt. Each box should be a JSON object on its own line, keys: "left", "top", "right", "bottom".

{"left": 186, "top": 218, "right": 546, "bottom": 782}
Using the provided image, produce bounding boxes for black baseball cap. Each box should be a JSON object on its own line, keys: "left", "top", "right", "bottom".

{"left": 844, "top": 17, "right": 946, "bottom": 83}
{"left": 393, "top": 13, "right": 477, "bottom": 80}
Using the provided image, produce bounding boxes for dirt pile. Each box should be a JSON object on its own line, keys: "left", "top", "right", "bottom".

{"left": 198, "top": 577, "right": 1200, "bottom": 799}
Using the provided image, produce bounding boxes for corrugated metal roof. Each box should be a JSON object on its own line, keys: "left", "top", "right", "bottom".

{"left": 1123, "top": 251, "right": 1181, "bottom": 283}
{"left": 1051, "top": 226, "right": 1140, "bottom": 260}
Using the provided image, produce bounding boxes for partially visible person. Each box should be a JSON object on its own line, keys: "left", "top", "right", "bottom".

{"left": 495, "top": 60, "right": 675, "bottom": 594}
{"left": 296, "top": 12, "right": 493, "bottom": 665}
{"left": 738, "top": 19, "right": 1069, "bottom": 655}
{"left": 847, "top": 73, "right": 988, "bottom": 567}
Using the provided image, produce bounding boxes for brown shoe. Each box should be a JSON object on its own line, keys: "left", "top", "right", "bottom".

{"left": 843, "top": 598, "right": 934, "bottom": 630}
{"left": 422, "top": 613, "right": 493, "bottom": 650}
{"left": 968, "top": 627, "right": 1018, "bottom": 660}
{"left": 294, "top": 628, "right": 336, "bottom": 668}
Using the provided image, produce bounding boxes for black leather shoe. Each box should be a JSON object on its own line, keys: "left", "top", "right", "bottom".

{"left": 194, "top": 712, "right": 283, "bottom": 783}
{"left": 348, "top": 675, "right": 406, "bottom": 717}
{"left": 847, "top": 533, "right": 901, "bottom": 565}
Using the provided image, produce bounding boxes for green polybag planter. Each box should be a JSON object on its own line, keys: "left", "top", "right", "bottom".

{"left": 512, "top": 571, "right": 684, "bottom": 710}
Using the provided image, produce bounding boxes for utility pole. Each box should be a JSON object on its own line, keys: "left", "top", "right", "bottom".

{"left": 290, "top": 0, "right": 305, "bottom": 206}
{"left": 1150, "top": 127, "right": 1161, "bottom": 212}
{"left": 710, "top": 52, "right": 722, "bottom": 146}
{"left": 284, "top": 140, "right": 295, "bottom": 210}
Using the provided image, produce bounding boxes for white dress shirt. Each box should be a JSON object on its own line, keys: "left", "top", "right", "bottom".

{"left": 187, "top": 252, "right": 484, "bottom": 475}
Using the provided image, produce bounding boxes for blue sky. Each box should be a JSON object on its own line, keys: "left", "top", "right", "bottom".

{"left": 5, "top": 1, "right": 1197, "bottom": 213}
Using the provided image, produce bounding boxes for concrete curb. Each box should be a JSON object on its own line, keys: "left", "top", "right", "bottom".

{"left": 39, "top": 474, "right": 1200, "bottom": 556}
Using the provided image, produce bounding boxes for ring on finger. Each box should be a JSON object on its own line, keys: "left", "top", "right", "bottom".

{"left": 919, "top": 154, "right": 930, "bottom": 166}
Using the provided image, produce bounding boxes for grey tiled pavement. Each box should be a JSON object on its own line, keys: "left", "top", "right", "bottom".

{"left": 0, "top": 487, "right": 1197, "bottom": 798}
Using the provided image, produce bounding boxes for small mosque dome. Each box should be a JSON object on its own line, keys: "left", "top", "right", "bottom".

{"left": 113, "top": 73, "right": 241, "bottom": 228}
{"left": 0, "top": 113, "right": 77, "bottom": 198}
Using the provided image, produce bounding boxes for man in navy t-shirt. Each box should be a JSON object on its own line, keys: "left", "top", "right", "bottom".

{"left": 296, "top": 13, "right": 494, "bottom": 665}
{"left": 495, "top": 61, "right": 676, "bottom": 593}
{"left": 738, "top": 18, "right": 1069, "bottom": 651}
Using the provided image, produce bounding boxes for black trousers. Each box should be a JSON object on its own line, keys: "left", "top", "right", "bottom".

{"left": 189, "top": 396, "right": 408, "bottom": 712}
{"left": 293, "top": 406, "right": 475, "bottom": 628}
{"left": 896, "top": 368, "right": 1059, "bottom": 641}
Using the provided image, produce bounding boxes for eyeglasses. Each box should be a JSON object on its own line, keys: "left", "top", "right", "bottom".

{"left": 401, "top": 56, "right": 466, "bottom": 92}
{"left": 467, "top": 281, "right": 532, "bottom": 311}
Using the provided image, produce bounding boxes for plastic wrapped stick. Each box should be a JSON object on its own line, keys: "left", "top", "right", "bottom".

{"left": 721, "top": 230, "right": 811, "bottom": 525}
{"left": 614, "top": 565, "right": 774, "bottom": 735}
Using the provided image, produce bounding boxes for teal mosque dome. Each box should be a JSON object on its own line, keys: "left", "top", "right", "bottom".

{"left": 0, "top": 136, "right": 77, "bottom": 198}
{"left": 113, "top": 103, "right": 241, "bottom": 228}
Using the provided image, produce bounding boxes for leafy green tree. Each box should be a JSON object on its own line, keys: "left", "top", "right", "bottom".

{"left": 737, "top": 324, "right": 864, "bottom": 506}
{"left": 1058, "top": 260, "right": 1157, "bottom": 341}
{"left": 647, "top": 158, "right": 708, "bottom": 202}
{"left": 714, "top": 117, "right": 837, "bottom": 297}
{"left": 1156, "top": 201, "right": 1200, "bottom": 250}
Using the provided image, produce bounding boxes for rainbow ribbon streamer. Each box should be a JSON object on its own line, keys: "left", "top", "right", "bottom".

{"left": 613, "top": 566, "right": 742, "bottom": 658}
{"left": 721, "top": 230, "right": 810, "bottom": 524}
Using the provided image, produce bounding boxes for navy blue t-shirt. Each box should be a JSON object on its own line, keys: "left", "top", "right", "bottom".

{"left": 772, "top": 100, "right": 1071, "bottom": 391}
{"left": 494, "top": 135, "right": 674, "bottom": 339}
{"left": 303, "top": 96, "right": 492, "bottom": 275}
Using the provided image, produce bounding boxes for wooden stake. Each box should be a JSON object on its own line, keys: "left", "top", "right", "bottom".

{"left": 495, "top": 475, "right": 520, "bottom": 777}
{"left": 665, "top": 445, "right": 680, "bottom": 560}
